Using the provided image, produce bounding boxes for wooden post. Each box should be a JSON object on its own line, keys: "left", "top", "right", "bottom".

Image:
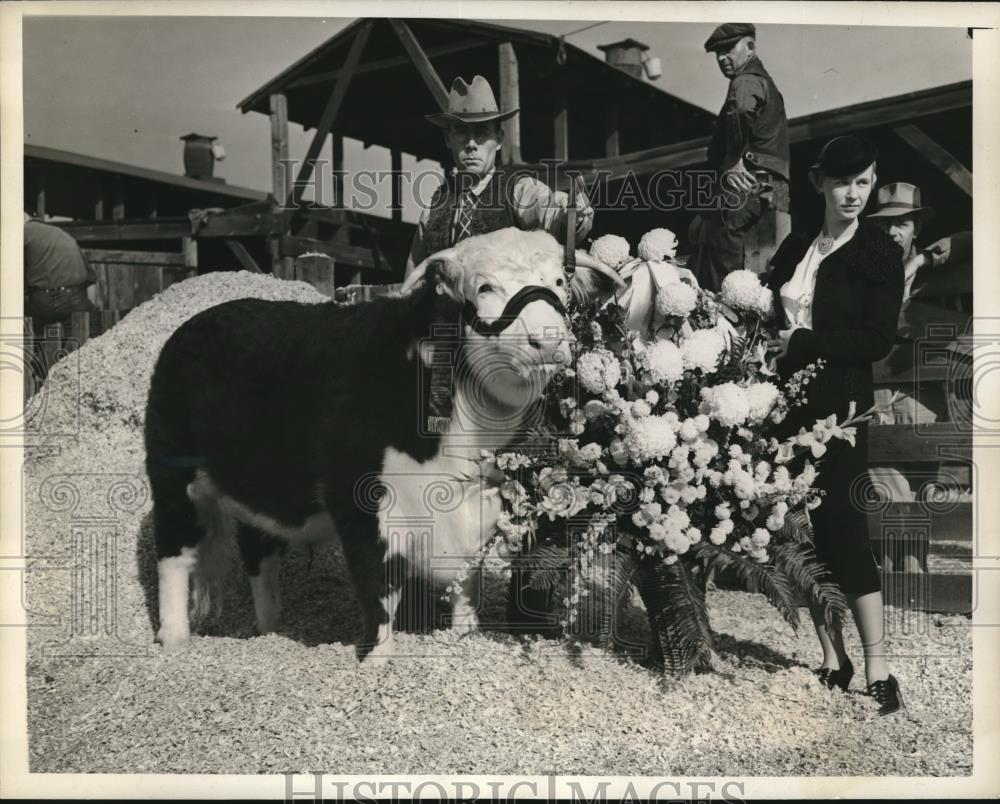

{"left": 111, "top": 175, "right": 125, "bottom": 221}
{"left": 332, "top": 134, "right": 345, "bottom": 208}
{"left": 93, "top": 179, "right": 105, "bottom": 221}
{"left": 182, "top": 237, "right": 198, "bottom": 278}
{"left": 605, "top": 104, "right": 620, "bottom": 158}
{"left": 269, "top": 92, "right": 292, "bottom": 277}
{"left": 498, "top": 42, "right": 521, "bottom": 165}
{"left": 290, "top": 21, "right": 372, "bottom": 209}
{"left": 35, "top": 169, "right": 46, "bottom": 218}
{"left": 554, "top": 83, "right": 569, "bottom": 161}
{"left": 391, "top": 149, "right": 402, "bottom": 222}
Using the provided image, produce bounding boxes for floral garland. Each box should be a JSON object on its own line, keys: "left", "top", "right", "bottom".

{"left": 447, "top": 229, "right": 888, "bottom": 656}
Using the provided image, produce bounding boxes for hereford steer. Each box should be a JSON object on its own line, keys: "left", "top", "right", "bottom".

{"left": 146, "top": 227, "right": 622, "bottom": 659}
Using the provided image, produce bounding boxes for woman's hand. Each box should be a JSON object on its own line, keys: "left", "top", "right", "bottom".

{"left": 766, "top": 327, "right": 797, "bottom": 359}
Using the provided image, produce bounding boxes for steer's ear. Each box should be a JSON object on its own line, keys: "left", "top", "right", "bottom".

{"left": 400, "top": 248, "right": 463, "bottom": 299}
{"left": 569, "top": 251, "right": 626, "bottom": 305}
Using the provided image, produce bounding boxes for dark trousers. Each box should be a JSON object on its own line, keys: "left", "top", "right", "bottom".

{"left": 26, "top": 286, "right": 95, "bottom": 327}
{"left": 689, "top": 174, "right": 789, "bottom": 293}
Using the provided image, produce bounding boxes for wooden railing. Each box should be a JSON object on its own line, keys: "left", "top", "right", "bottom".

{"left": 867, "top": 256, "right": 973, "bottom": 614}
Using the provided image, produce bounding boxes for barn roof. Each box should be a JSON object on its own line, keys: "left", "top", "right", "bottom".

{"left": 25, "top": 143, "right": 267, "bottom": 221}
{"left": 237, "top": 17, "right": 717, "bottom": 162}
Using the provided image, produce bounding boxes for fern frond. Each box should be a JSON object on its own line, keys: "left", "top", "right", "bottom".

{"left": 770, "top": 542, "right": 849, "bottom": 630}
{"left": 636, "top": 556, "right": 713, "bottom": 676}
{"left": 695, "top": 541, "right": 800, "bottom": 630}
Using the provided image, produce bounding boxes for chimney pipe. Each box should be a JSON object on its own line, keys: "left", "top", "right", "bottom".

{"left": 180, "top": 133, "right": 226, "bottom": 182}
{"left": 597, "top": 38, "right": 651, "bottom": 80}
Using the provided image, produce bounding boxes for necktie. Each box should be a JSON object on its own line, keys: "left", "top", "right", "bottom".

{"left": 454, "top": 189, "right": 476, "bottom": 243}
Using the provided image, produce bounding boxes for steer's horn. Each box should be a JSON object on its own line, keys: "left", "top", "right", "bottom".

{"left": 400, "top": 247, "right": 460, "bottom": 295}
{"left": 572, "top": 251, "right": 627, "bottom": 289}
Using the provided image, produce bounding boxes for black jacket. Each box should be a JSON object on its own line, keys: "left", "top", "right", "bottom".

{"left": 707, "top": 55, "right": 790, "bottom": 180}
{"left": 765, "top": 220, "right": 904, "bottom": 418}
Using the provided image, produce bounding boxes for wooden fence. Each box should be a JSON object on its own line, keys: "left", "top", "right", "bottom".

{"left": 24, "top": 247, "right": 196, "bottom": 396}
{"left": 866, "top": 256, "right": 973, "bottom": 614}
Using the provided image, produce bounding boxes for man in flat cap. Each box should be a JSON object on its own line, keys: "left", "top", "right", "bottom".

{"left": 405, "top": 75, "right": 594, "bottom": 276}
{"left": 690, "top": 23, "right": 790, "bottom": 293}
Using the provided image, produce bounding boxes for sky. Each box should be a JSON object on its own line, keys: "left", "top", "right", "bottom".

{"left": 23, "top": 15, "right": 973, "bottom": 222}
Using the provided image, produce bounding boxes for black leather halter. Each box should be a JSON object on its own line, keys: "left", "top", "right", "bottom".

{"left": 462, "top": 285, "right": 567, "bottom": 338}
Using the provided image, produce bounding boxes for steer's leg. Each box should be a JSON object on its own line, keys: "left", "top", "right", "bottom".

{"left": 236, "top": 524, "right": 285, "bottom": 635}
{"left": 450, "top": 570, "right": 481, "bottom": 634}
{"left": 334, "top": 507, "right": 408, "bottom": 661}
{"left": 149, "top": 466, "right": 204, "bottom": 651}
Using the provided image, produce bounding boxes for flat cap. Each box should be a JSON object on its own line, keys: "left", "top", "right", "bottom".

{"left": 704, "top": 23, "right": 756, "bottom": 52}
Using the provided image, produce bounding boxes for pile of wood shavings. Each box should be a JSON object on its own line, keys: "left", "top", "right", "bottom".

{"left": 22, "top": 273, "right": 972, "bottom": 776}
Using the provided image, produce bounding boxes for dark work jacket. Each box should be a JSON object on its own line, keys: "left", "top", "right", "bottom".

{"left": 765, "top": 220, "right": 904, "bottom": 419}
{"left": 422, "top": 168, "right": 518, "bottom": 255}
{"left": 708, "top": 55, "right": 790, "bottom": 180}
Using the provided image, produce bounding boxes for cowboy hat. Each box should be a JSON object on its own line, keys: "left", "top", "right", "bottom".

{"left": 425, "top": 75, "right": 519, "bottom": 128}
{"left": 866, "top": 182, "right": 935, "bottom": 224}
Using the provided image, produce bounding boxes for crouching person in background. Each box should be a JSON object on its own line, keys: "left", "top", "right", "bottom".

{"left": 24, "top": 213, "right": 96, "bottom": 326}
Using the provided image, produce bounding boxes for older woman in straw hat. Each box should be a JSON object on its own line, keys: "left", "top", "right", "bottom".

{"left": 405, "top": 75, "right": 593, "bottom": 276}
{"left": 765, "top": 135, "right": 906, "bottom": 716}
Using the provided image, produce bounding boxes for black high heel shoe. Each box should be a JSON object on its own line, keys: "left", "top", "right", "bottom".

{"left": 866, "top": 674, "right": 904, "bottom": 716}
{"left": 813, "top": 657, "right": 854, "bottom": 692}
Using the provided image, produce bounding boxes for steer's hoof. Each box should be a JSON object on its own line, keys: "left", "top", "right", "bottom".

{"left": 357, "top": 639, "right": 394, "bottom": 664}
{"left": 449, "top": 615, "right": 480, "bottom": 636}
{"left": 155, "top": 626, "right": 190, "bottom": 652}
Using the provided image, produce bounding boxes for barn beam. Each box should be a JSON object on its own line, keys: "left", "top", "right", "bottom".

{"left": 893, "top": 124, "right": 973, "bottom": 197}
{"left": 389, "top": 19, "right": 449, "bottom": 111}
{"left": 289, "top": 38, "right": 487, "bottom": 92}
{"left": 553, "top": 81, "right": 569, "bottom": 161}
{"left": 390, "top": 148, "right": 402, "bottom": 222}
{"left": 269, "top": 91, "right": 292, "bottom": 276}
{"left": 289, "top": 20, "right": 373, "bottom": 209}
{"left": 332, "top": 134, "right": 345, "bottom": 208}
{"left": 225, "top": 240, "right": 263, "bottom": 273}
{"left": 498, "top": 42, "right": 521, "bottom": 165}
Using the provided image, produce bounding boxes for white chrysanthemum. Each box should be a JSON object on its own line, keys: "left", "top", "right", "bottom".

{"left": 756, "top": 285, "right": 775, "bottom": 319}
{"left": 644, "top": 340, "right": 684, "bottom": 385}
{"left": 678, "top": 418, "right": 699, "bottom": 442}
{"left": 655, "top": 281, "right": 698, "bottom": 317}
{"left": 752, "top": 528, "right": 771, "bottom": 548}
{"left": 700, "top": 382, "right": 751, "bottom": 427}
{"left": 589, "top": 234, "right": 631, "bottom": 268}
{"left": 645, "top": 390, "right": 660, "bottom": 406}
{"left": 576, "top": 349, "right": 620, "bottom": 394}
{"left": 747, "top": 381, "right": 781, "bottom": 423}
{"left": 623, "top": 414, "right": 678, "bottom": 462}
{"left": 637, "top": 228, "right": 679, "bottom": 261}
{"left": 681, "top": 327, "right": 726, "bottom": 372}
{"left": 632, "top": 399, "right": 651, "bottom": 418}
{"left": 720, "top": 269, "right": 768, "bottom": 314}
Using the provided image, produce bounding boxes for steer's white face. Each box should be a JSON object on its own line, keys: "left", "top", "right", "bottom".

{"left": 456, "top": 232, "right": 574, "bottom": 411}
{"left": 404, "top": 228, "right": 623, "bottom": 416}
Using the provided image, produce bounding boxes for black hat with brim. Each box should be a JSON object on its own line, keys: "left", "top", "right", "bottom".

{"left": 810, "top": 135, "right": 879, "bottom": 177}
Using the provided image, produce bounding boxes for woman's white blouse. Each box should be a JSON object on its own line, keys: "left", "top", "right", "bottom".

{"left": 779, "top": 218, "right": 859, "bottom": 330}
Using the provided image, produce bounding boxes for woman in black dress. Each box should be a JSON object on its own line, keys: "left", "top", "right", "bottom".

{"left": 766, "top": 135, "right": 905, "bottom": 715}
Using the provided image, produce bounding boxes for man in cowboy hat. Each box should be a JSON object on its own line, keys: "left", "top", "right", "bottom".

{"left": 866, "top": 181, "right": 972, "bottom": 562}
{"left": 867, "top": 181, "right": 972, "bottom": 303}
{"left": 689, "top": 23, "right": 790, "bottom": 293}
{"left": 405, "top": 75, "right": 594, "bottom": 276}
